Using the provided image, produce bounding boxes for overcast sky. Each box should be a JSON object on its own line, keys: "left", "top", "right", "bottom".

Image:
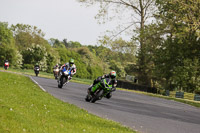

{"left": 0, "top": 0, "right": 118, "bottom": 45}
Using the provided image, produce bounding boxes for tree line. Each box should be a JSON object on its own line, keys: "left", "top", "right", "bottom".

{"left": 0, "top": 22, "right": 136, "bottom": 80}
{"left": 78, "top": 0, "right": 200, "bottom": 93}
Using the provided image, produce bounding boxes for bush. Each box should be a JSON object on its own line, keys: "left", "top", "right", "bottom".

{"left": 23, "top": 64, "right": 34, "bottom": 69}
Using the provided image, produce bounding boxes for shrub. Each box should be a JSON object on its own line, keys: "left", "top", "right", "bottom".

{"left": 23, "top": 64, "right": 33, "bottom": 69}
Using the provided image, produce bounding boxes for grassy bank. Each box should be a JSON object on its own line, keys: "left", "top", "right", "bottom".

{"left": 0, "top": 71, "right": 135, "bottom": 133}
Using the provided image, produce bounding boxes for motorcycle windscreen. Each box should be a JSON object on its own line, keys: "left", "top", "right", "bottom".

{"left": 105, "top": 78, "right": 112, "bottom": 85}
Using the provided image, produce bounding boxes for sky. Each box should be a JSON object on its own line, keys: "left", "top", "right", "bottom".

{"left": 0, "top": 0, "right": 118, "bottom": 45}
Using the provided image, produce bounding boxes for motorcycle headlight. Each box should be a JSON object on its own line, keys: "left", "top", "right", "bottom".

{"left": 64, "top": 71, "right": 68, "bottom": 75}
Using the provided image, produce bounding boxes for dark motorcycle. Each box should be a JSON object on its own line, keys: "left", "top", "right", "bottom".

{"left": 57, "top": 67, "right": 71, "bottom": 88}
{"left": 34, "top": 66, "right": 40, "bottom": 76}
{"left": 85, "top": 78, "right": 114, "bottom": 103}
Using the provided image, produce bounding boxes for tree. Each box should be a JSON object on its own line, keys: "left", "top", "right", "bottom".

{"left": 49, "top": 38, "right": 65, "bottom": 48}
{"left": 156, "top": 0, "right": 200, "bottom": 36}
{"left": 67, "top": 41, "right": 82, "bottom": 48}
{"left": 0, "top": 22, "right": 14, "bottom": 45}
{"left": 22, "top": 43, "right": 48, "bottom": 70}
{"left": 0, "top": 22, "right": 22, "bottom": 67}
{"left": 78, "top": 0, "right": 157, "bottom": 85}
{"left": 151, "top": 0, "right": 200, "bottom": 91}
{"left": 11, "top": 24, "right": 48, "bottom": 50}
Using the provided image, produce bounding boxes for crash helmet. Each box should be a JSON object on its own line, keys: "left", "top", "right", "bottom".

{"left": 35, "top": 63, "right": 39, "bottom": 66}
{"left": 69, "top": 58, "right": 74, "bottom": 65}
{"left": 109, "top": 70, "right": 116, "bottom": 79}
{"left": 56, "top": 64, "right": 58, "bottom": 67}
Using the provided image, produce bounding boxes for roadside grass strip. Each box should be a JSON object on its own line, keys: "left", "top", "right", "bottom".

{"left": 0, "top": 72, "right": 135, "bottom": 133}
{"left": 0, "top": 67, "right": 93, "bottom": 85}
{"left": 118, "top": 88, "right": 200, "bottom": 108}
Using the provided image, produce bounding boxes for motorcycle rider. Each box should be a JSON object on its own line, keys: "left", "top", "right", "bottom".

{"left": 88, "top": 70, "right": 117, "bottom": 99}
{"left": 4, "top": 60, "right": 9, "bottom": 69}
{"left": 34, "top": 63, "right": 40, "bottom": 69}
{"left": 53, "top": 64, "right": 60, "bottom": 79}
{"left": 34, "top": 63, "right": 40, "bottom": 72}
{"left": 58, "top": 58, "right": 76, "bottom": 81}
{"left": 53, "top": 64, "right": 60, "bottom": 72}
{"left": 53, "top": 64, "right": 59, "bottom": 69}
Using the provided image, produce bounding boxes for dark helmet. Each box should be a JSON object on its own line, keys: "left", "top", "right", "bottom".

{"left": 69, "top": 58, "right": 74, "bottom": 65}
{"left": 109, "top": 70, "right": 116, "bottom": 79}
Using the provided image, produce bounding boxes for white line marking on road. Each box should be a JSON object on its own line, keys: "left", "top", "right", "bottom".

{"left": 29, "top": 76, "right": 46, "bottom": 92}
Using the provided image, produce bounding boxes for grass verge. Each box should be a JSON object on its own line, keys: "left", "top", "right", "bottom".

{"left": 0, "top": 71, "right": 135, "bottom": 133}
{"left": 118, "top": 88, "right": 200, "bottom": 108}
{"left": 0, "top": 67, "right": 93, "bottom": 85}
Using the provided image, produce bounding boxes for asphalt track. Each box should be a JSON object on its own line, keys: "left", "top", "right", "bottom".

{"left": 31, "top": 76, "right": 200, "bottom": 133}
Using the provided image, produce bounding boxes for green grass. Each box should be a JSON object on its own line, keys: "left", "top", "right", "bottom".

{"left": 0, "top": 67, "right": 93, "bottom": 85}
{"left": 118, "top": 88, "right": 200, "bottom": 108}
{"left": 0, "top": 71, "right": 135, "bottom": 133}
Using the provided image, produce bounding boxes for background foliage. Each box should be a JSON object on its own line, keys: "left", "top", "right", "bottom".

{"left": 0, "top": 22, "right": 135, "bottom": 80}
{"left": 1, "top": 0, "right": 200, "bottom": 93}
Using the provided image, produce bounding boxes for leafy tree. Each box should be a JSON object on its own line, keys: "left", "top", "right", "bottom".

{"left": 78, "top": 0, "right": 157, "bottom": 85}
{"left": 0, "top": 22, "right": 22, "bottom": 67}
{"left": 151, "top": 0, "right": 200, "bottom": 92}
{"left": 156, "top": 0, "right": 200, "bottom": 37}
{"left": 11, "top": 24, "right": 47, "bottom": 50}
{"left": 22, "top": 43, "right": 48, "bottom": 70}
{"left": 87, "top": 65, "right": 103, "bottom": 79}
{"left": 67, "top": 41, "right": 82, "bottom": 48}
{"left": 0, "top": 43, "right": 16, "bottom": 66}
{"left": 12, "top": 51, "right": 23, "bottom": 68}
{"left": 49, "top": 38, "right": 65, "bottom": 48}
{"left": 0, "top": 22, "right": 14, "bottom": 45}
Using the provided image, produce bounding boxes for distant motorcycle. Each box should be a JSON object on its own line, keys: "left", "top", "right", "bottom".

{"left": 53, "top": 67, "right": 59, "bottom": 79}
{"left": 85, "top": 78, "right": 114, "bottom": 103}
{"left": 4, "top": 62, "right": 9, "bottom": 70}
{"left": 34, "top": 66, "right": 40, "bottom": 76}
{"left": 58, "top": 66, "right": 71, "bottom": 88}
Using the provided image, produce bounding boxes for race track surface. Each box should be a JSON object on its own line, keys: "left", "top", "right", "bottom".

{"left": 31, "top": 76, "right": 200, "bottom": 133}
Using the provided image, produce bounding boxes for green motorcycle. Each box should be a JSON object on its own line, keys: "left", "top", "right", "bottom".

{"left": 85, "top": 78, "right": 113, "bottom": 103}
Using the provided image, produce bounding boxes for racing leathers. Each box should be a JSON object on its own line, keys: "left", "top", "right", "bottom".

{"left": 58, "top": 62, "right": 76, "bottom": 80}
{"left": 88, "top": 74, "right": 117, "bottom": 99}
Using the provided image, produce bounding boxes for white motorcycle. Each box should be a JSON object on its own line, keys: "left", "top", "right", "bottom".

{"left": 57, "top": 67, "right": 72, "bottom": 88}
{"left": 53, "top": 67, "right": 59, "bottom": 79}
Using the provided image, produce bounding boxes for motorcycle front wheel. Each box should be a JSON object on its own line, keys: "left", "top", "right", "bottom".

{"left": 58, "top": 77, "right": 63, "bottom": 88}
{"left": 91, "top": 89, "right": 104, "bottom": 103}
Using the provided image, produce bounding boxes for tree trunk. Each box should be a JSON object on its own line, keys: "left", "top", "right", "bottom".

{"left": 137, "top": 0, "right": 151, "bottom": 86}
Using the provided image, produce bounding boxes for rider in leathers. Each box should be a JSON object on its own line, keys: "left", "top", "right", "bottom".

{"left": 58, "top": 59, "right": 76, "bottom": 81}
{"left": 88, "top": 70, "right": 117, "bottom": 99}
